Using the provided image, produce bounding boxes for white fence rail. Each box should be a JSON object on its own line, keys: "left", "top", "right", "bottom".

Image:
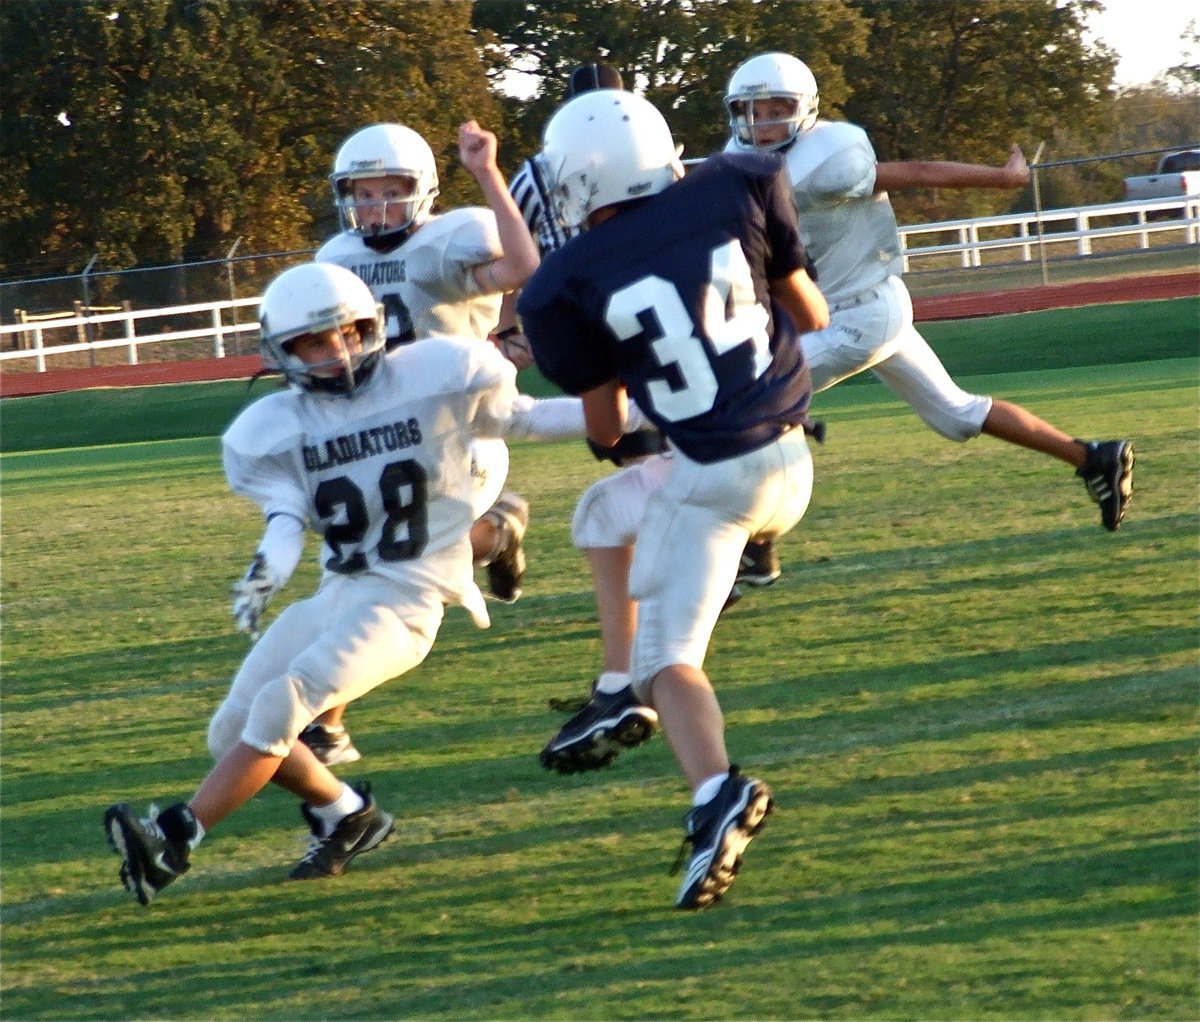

{"left": 0, "top": 297, "right": 261, "bottom": 373}
{"left": 898, "top": 195, "right": 1200, "bottom": 271}
{"left": 1, "top": 196, "right": 1197, "bottom": 375}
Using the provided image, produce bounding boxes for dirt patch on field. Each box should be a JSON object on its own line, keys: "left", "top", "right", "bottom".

{"left": 3, "top": 271, "right": 1196, "bottom": 398}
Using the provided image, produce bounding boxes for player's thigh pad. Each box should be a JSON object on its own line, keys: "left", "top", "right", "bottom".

{"left": 805, "top": 275, "right": 912, "bottom": 394}
{"left": 207, "top": 595, "right": 330, "bottom": 759}
{"left": 571, "top": 453, "right": 673, "bottom": 549}
{"left": 469, "top": 437, "right": 510, "bottom": 519}
{"left": 215, "top": 575, "right": 443, "bottom": 758}
{"left": 869, "top": 326, "right": 992, "bottom": 441}
{"left": 629, "top": 432, "right": 812, "bottom": 696}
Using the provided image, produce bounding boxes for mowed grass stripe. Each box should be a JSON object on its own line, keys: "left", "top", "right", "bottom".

{"left": 0, "top": 304, "right": 1195, "bottom": 1019}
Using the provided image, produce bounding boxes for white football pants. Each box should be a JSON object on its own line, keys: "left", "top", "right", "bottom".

{"left": 470, "top": 437, "right": 509, "bottom": 519}
{"left": 628, "top": 428, "right": 813, "bottom": 699}
{"left": 207, "top": 573, "right": 444, "bottom": 759}
{"left": 804, "top": 273, "right": 992, "bottom": 441}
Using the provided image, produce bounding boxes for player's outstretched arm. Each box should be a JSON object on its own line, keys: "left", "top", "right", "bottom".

{"left": 459, "top": 120, "right": 540, "bottom": 295}
{"left": 875, "top": 144, "right": 1029, "bottom": 192}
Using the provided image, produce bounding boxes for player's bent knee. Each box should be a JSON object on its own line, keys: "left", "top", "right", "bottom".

{"left": 919, "top": 395, "right": 990, "bottom": 442}
{"left": 207, "top": 701, "right": 248, "bottom": 760}
{"left": 240, "top": 673, "right": 325, "bottom": 758}
{"left": 572, "top": 478, "right": 638, "bottom": 548}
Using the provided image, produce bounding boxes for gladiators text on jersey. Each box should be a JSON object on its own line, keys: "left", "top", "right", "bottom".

{"left": 303, "top": 417, "right": 423, "bottom": 472}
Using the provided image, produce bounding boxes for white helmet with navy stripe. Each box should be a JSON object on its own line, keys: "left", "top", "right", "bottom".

{"left": 331, "top": 123, "right": 440, "bottom": 242}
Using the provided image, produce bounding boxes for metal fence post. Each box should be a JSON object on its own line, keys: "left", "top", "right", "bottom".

{"left": 226, "top": 237, "right": 243, "bottom": 355}
{"left": 1031, "top": 143, "right": 1049, "bottom": 287}
{"left": 80, "top": 253, "right": 99, "bottom": 365}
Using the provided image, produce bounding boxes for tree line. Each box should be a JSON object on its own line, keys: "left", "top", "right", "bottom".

{"left": 1, "top": 0, "right": 1195, "bottom": 302}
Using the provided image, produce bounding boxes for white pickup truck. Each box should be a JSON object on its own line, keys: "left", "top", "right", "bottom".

{"left": 1122, "top": 149, "right": 1200, "bottom": 203}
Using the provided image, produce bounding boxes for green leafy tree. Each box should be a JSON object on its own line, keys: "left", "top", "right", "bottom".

{"left": 0, "top": 0, "right": 498, "bottom": 302}
{"left": 474, "top": 0, "right": 869, "bottom": 165}
{"left": 477, "top": 0, "right": 1118, "bottom": 223}
{"left": 841, "top": 0, "right": 1117, "bottom": 221}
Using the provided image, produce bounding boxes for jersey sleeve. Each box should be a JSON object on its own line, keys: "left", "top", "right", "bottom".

{"left": 221, "top": 398, "right": 310, "bottom": 524}
{"left": 508, "top": 159, "right": 543, "bottom": 237}
{"left": 518, "top": 261, "right": 617, "bottom": 396}
{"left": 804, "top": 122, "right": 877, "bottom": 201}
{"left": 458, "top": 339, "right": 524, "bottom": 438}
{"left": 760, "top": 162, "right": 810, "bottom": 281}
{"left": 435, "top": 208, "right": 503, "bottom": 298}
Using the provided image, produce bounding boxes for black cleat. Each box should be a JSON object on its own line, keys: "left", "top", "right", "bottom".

{"left": 737, "top": 538, "right": 780, "bottom": 587}
{"left": 104, "top": 802, "right": 196, "bottom": 906}
{"left": 540, "top": 684, "right": 658, "bottom": 774}
{"left": 674, "top": 767, "right": 773, "bottom": 910}
{"left": 1076, "top": 439, "right": 1134, "bottom": 531}
{"left": 299, "top": 723, "right": 362, "bottom": 766}
{"left": 289, "top": 782, "right": 394, "bottom": 880}
{"left": 481, "top": 492, "right": 529, "bottom": 603}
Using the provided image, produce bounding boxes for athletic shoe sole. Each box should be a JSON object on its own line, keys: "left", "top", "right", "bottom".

{"left": 677, "top": 782, "right": 774, "bottom": 910}
{"left": 540, "top": 708, "right": 657, "bottom": 774}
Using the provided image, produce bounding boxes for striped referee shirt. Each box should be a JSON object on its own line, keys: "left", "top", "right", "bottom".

{"left": 508, "top": 154, "right": 581, "bottom": 256}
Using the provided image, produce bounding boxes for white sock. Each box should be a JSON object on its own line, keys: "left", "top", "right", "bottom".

{"left": 692, "top": 771, "right": 729, "bottom": 807}
{"left": 309, "top": 783, "right": 364, "bottom": 835}
{"left": 594, "top": 671, "right": 631, "bottom": 695}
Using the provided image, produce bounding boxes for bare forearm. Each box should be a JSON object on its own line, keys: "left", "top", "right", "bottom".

{"left": 875, "top": 145, "right": 1029, "bottom": 192}
{"left": 475, "top": 165, "right": 540, "bottom": 292}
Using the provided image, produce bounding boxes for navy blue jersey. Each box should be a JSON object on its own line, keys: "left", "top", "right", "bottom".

{"left": 518, "top": 151, "right": 813, "bottom": 464}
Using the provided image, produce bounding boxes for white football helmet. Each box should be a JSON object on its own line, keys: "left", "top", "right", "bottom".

{"left": 330, "top": 123, "right": 439, "bottom": 243}
{"left": 258, "top": 262, "right": 386, "bottom": 396}
{"left": 540, "top": 90, "right": 684, "bottom": 231}
{"left": 725, "top": 52, "right": 819, "bottom": 151}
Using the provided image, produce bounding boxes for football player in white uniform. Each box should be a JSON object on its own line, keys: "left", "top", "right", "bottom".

{"left": 102, "top": 261, "right": 596, "bottom": 906}
{"left": 307, "top": 119, "right": 540, "bottom": 765}
{"left": 539, "top": 52, "right": 1134, "bottom": 778}
{"left": 723, "top": 52, "right": 1133, "bottom": 527}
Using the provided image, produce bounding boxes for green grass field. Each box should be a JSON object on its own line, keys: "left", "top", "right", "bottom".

{"left": 1, "top": 300, "right": 1197, "bottom": 1020}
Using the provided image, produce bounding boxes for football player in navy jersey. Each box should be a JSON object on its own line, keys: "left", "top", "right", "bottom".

{"left": 519, "top": 90, "right": 829, "bottom": 910}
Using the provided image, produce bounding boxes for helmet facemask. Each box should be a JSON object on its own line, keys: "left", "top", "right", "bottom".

{"left": 330, "top": 124, "right": 440, "bottom": 248}
{"left": 259, "top": 263, "right": 387, "bottom": 398}
{"left": 333, "top": 173, "right": 437, "bottom": 246}
{"left": 275, "top": 319, "right": 385, "bottom": 397}
{"left": 724, "top": 52, "right": 820, "bottom": 152}
{"left": 726, "top": 94, "right": 811, "bottom": 151}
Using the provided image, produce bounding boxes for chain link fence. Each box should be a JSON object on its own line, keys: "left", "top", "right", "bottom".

{"left": 2, "top": 145, "right": 1196, "bottom": 370}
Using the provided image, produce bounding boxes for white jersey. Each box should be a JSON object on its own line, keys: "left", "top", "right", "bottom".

{"left": 222, "top": 338, "right": 524, "bottom": 621}
{"left": 315, "top": 207, "right": 503, "bottom": 347}
{"left": 728, "top": 120, "right": 903, "bottom": 306}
